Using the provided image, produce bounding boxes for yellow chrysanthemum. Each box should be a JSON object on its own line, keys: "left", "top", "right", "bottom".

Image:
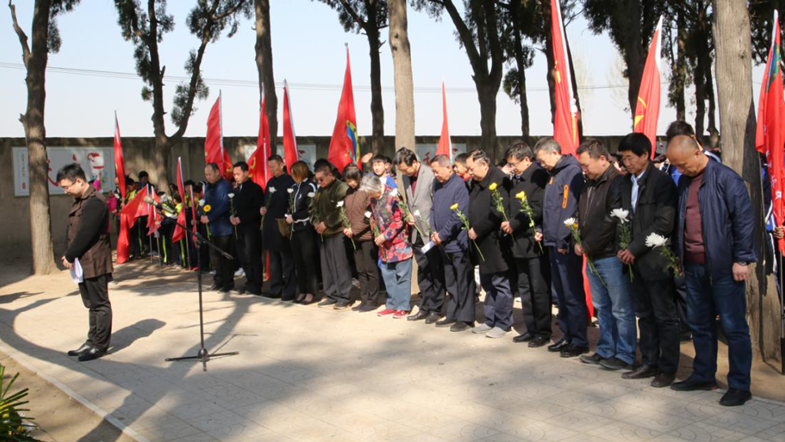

{"left": 204, "top": 204, "right": 212, "bottom": 213}
{"left": 450, "top": 203, "right": 459, "bottom": 210}
{"left": 572, "top": 223, "right": 579, "bottom": 229}
{"left": 515, "top": 191, "right": 527, "bottom": 200}
{"left": 489, "top": 182, "right": 498, "bottom": 191}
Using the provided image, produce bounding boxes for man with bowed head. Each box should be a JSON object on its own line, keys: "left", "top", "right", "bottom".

{"left": 202, "top": 162, "right": 235, "bottom": 293}
{"left": 230, "top": 161, "right": 264, "bottom": 296}
{"left": 260, "top": 155, "right": 296, "bottom": 300}
{"left": 666, "top": 135, "right": 756, "bottom": 407}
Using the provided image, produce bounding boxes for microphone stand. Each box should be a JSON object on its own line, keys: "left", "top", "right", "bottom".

{"left": 160, "top": 206, "right": 239, "bottom": 371}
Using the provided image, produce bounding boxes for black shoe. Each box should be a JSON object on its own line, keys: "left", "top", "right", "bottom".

{"left": 208, "top": 283, "right": 221, "bottom": 291}
{"left": 407, "top": 310, "right": 429, "bottom": 321}
{"left": 263, "top": 291, "right": 283, "bottom": 299}
{"left": 559, "top": 344, "right": 589, "bottom": 358}
{"left": 67, "top": 343, "right": 91, "bottom": 357}
{"left": 318, "top": 299, "right": 337, "bottom": 308}
{"left": 237, "top": 287, "right": 247, "bottom": 295}
{"left": 78, "top": 347, "right": 106, "bottom": 362}
{"left": 425, "top": 312, "right": 442, "bottom": 324}
{"left": 670, "top": 376, "right": 718, "bottom": 392}
{"left": 719, "top": 388, "right": 752, "bottom": 407}
{"left": 219, "top": 286, "right": 232, "bottom": 293}
{"left": 528, "top": 335, "right": 550, "bottom": 348}
{"left": 622, "top": 364, "right": 657, "bottom": 379}
{"left": 580, "top": 353, "right": 605, "bottom": 365}
{"left": 450, "top": 322, "right": 473, "bottom": 332}
{"left": 333, "top": 301, "right": 351, "bottom": 311}
{"left": 679, "top": 331, "right": 693, "bottom": 342}
{"left": 548, "top": 339, "right": 570, "bottom": 353}
{"left": 352, "top": 302, "right": 366, "bottom": 312}
{"left": 650, "top": 373, "right": 676, "bottom": 388}
{"left": 357, "top": 303, "right": 377, "bottom": 313}
{"left": 513, "top": 332, "right": 534, "bottom": 343}
{"left": 435, "top": 319, "right": 456, "bottom": 328}
{"left": 600, "top": 357, "right": 633, "bottom": 371}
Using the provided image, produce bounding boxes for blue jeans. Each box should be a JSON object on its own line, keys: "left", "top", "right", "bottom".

{"left": 684, "top": 264, "right": 752, "bottom": 391}
{"left": 585, "top": 256, "right": 636, "bottom": 365}
{"left": 381, "top": 259, "right": 412, "bottom": 311}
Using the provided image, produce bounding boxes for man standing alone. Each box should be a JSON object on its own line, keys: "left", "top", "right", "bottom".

{"left": 58, "top": 163, "right": 113, "bottom": 362}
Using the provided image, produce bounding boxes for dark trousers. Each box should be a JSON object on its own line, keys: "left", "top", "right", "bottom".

{"left": 320, "top": 233, "right": 352, "bottom": 302}
{"left": 515, "top": 256, "right": 552, "bottom": 338}
{"left": 674, "top": 274, "right": 691, "bottom": 335}
{"left": 236, "top": 227, "right": 262, "bottom": 294}
{"left": 209, "top": 235, "right": 235, "bottom": 290}
{"left": 78, "top": 274, "right": 113, "bottom": 352}
{"left": 354, "top": 240, "right": 380, "bottom": 305}
{"left": 630, "top": 267, "right": 680, "bottom": 374}
{"left": 415, "top": 244, "right": 446, "bottom": 313}
{"left": 292, "top": 228, "right": 319, "bottom": 296}
{"left": 480, "top": 271, "right": 514, "bottom": 330}
{"left": 684, "top": 264, "right": 752, "bottom": 391}
{"left": 268, "top": 245, "right": 296, "bottom": 300}
{"left": 443, "top": 250, "right": 476, "bottom": 323}
{"left": 548, "top": 246, "right": 588, "bottom": 347}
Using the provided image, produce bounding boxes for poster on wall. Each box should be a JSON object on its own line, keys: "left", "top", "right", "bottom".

{"left": 13, "top": 147, "right": 116, "bottom": 197}
{"left": 415, "top": 144, "right": 467, "bottom": 165}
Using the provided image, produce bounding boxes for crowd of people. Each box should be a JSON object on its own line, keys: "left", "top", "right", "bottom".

{"left": 107, "top": 120, "right": 767, "bottom": 408}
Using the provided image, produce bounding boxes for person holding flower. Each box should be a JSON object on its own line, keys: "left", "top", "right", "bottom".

{"left": 260, "top": 155, "right": 296, "bottom": 300}
{"left": 230, "top": 161, "right": 264, "bottom": 296}
{"left": 501, "top": 141, "right": 551, "bottom": 348}
{"left": 361, "top": 175, "right": 413, "bottom": 319}
{"left": 202, "top": 163, "right": 235, "bottom": 293}
{"left": 286, "top": 161, "right": 320, "bottom": 305}
{"left": 342, "top": 165, "right": 379, "bottom": 311}
{"left": 575, "top": 139, "right": 636, "bottom": 368}
{"left": 429, "top": 154, "right": 476, "bottom": 332}
{"left": 616, "top": 133, "right": 681, "bottom": 388}
{"left": 310, "top": 160, "right": 352, "bottom": 310}
{"left": 466, "top": 149, "right": 514, "bottom": 339}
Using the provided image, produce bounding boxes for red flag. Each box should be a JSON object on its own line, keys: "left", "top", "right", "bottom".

{"left": 204, "top": 94, "right": 233, "bottom": 179}
{"left": 436, "top": 81, "right": 452, "bottom": 159}
{"left": 282, "top": 80, "right": 300, "bottom": 171}
{"left": 550, "top": 0, "right": 580, "bottom": 156}
{"left": 120, "top": 185, "right": 148, "bottom": 225}
{"left": 328, "top": 47, "right": 359, "bottom": 173}
{"left": 172, "top": 157, "right": 188, "bottom": 243}
{"left": 633, "top": 16, "right": 663, "bottom": 157}
{"left": 147, "top": 189, "right": 163, "bottom": 236}
{"left": 249, "top": 92, "right": 272, "bottom": 190}
{"left": 114, "top": 114, "right": 131, "bottom": 264}
{"left": 757, "top": 11, "right": 785, "bottom": 253}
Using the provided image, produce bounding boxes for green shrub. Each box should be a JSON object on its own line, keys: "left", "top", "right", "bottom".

{"left": 0, "top": 364, "right": 39, "bottom": 442}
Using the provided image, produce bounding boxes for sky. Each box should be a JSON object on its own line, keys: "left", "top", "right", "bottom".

{"left": 0, "top": 0, "right": 766, "bottom": 139}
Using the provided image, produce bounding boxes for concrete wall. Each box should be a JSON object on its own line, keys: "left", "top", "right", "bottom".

{"left": 1, "top": 135, "right": 629, "bottom": 253}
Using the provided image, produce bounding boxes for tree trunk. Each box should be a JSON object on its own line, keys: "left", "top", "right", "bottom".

{"left": 513, "top": 29, "right": 530, "bottom": 141}
{"left": 16, "top": 0, "right": 57, "bottom": 275}
{"left": 624, "top": 1, "right": 644, "bottom": 120}
{"left": 255, "top": 0, "right": 278, "bottom": 153}
{"left": 713, "top": 0, "right": 780, "bottom": 362}
{"left": 705, "top": 60, "right": 717, "bottom": 136}
{"left": 388, "top": 0, "right": 415, "bottom": 151}
{"left": 476, "top": 79, "right": 499, "bottom": 159}
{"left": 694, "top": 53, "right": 707, "bottom": 142}
{"left": 367, "top": 25, "right": 385, "bottom": 154}
{"left": 674, "top": 7, "right": 687, "bottom": 120}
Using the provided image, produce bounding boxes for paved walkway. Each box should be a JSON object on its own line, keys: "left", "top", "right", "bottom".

{"left": 1, "top": 260, "right": 784, "bottom": 442}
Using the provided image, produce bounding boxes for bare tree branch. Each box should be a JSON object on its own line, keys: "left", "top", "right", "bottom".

{"left": 8, "top": 0, "right": 31, "bottom": 68}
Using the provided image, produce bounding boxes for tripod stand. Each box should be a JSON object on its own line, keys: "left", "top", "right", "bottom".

{"left": 164, "top": 215, "right": 239, "bottom": 371}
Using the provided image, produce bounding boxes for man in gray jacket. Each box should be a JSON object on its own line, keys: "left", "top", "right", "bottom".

{"left": 396, "top": 148, "right": 445, "bottom": 324}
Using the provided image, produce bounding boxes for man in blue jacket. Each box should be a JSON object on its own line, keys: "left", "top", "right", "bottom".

{"left": 429, "top": 154, "right": 475, "bottom": 332}
{"left": 535, "top": 138, "right": 588, "bottom": 357}
{"left": 202, "top": 163, "right": 235, "bottom": 293}
{"left": 667, "top": 135, "right": 756, "bottom": 407}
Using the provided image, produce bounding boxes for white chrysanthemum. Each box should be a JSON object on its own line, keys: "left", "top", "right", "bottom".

{"left": 645, "top": 233, "right": 668, "bottom": 248}
{"left": 564, "top": 217, "right": 576, "bottom": 227}
{"left": 365, "top": 211, "right": 372, "bottom": 218}
{"left": 413, "top": 210, "right": 421, "bottom": 218}
{"left": 307, "top": 192, "right": 315, "bottom": 198}
{"left": 198, "top": 199, "right": 205, "bottom": 206}
{"left": 610, "top": 208, "right": 629, "bottom": 222}
{"left": 269, "top": 187, "right": 276, "bottom": 193}
{"left": 228, "top": 193, "right": 235, "bottom": 198}
{"left": 287, "top": 188, "right": 294, "bottom": 194}
{"left": 389, "top": 188, "right": 398, "bottom": 197}
{"left": 336, "top": 201, "right": 344, "bottom": 208}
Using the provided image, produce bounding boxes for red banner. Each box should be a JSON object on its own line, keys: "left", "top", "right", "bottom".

{"left": 327, "top": 47, "right": 359, "bottom": 173}
{"left": 633, "top": 16, "right": 663, "bottom": 157}
{"left": 114, "top": 114, "right": 130, "bottom": 264}
{"left": 550, "top": 0, "right": 580, "bottom": 156}
{"left": 250, "top": 93, "right": 272, "bottom": 190}
{"left": 436, "top": 82, "right": 452, "bottom": 159}
{"left": 204, "top": 95, "right": 232, "bottom": 179}
{"left": 172, "top": 157, "right": 188, "bottom": 243}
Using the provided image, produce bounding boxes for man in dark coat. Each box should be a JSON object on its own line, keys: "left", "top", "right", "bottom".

{"left": 231, "top": 161, "right": 264, "bottom": 295}
{"left": 260, "top": 155, "right": 296, "bottom": 300}
{"left": 58, "top": 163, "right": 113, "bottom": 362}
{"left": 501, "top": 142, "right": 551, "bottom": 348}
{"left": 667, "top": 135, "right": 757, "bottom": 407}
{"left": 534, "top": 138, "right": 588, "bottom": 357}
{"left": 616, "top": 133, "right": 680, "bottom": 388}
{"left": 430, "top": 154, "right": 475, "bottom": 332}
{"left": 466, "top": 150, "right": 514, "bottom": 339}
{"left": 202, "top": 163, "right": 235, "bottom": 292}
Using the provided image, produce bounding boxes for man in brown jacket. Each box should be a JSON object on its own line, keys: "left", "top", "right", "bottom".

{"left": 58, "top": 163, "right": 113, "bottom": 362}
